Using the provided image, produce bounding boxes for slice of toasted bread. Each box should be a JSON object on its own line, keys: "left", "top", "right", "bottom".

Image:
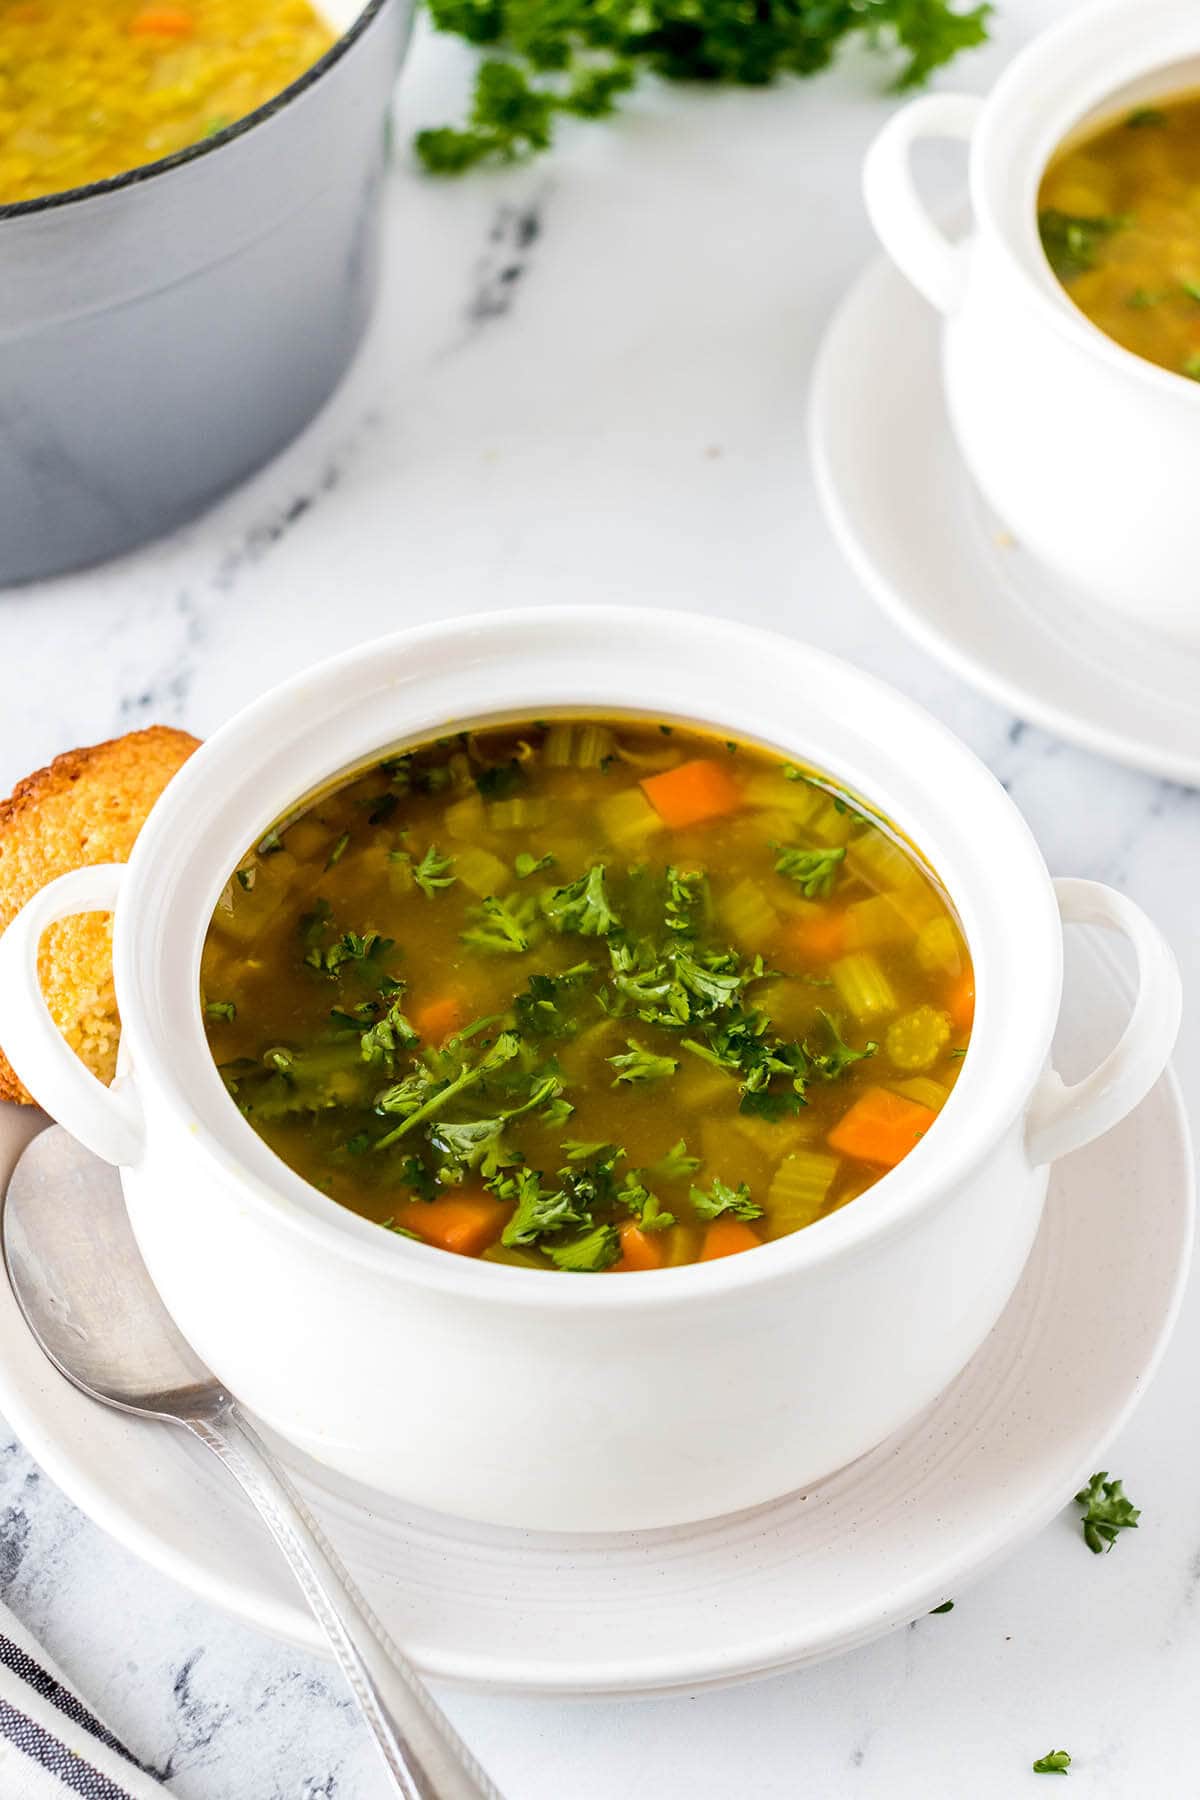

{"left": 0, "top": 726, "right": 200, "bottom": 1105}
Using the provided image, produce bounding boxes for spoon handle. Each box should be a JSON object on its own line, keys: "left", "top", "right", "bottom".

{"left": 185, "top": 1404, "right": 503, "bottom": 1800}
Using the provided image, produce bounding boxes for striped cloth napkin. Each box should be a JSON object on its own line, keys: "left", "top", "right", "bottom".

{"left": 0, "top": 1600, "right": 165, "bottom": 1800}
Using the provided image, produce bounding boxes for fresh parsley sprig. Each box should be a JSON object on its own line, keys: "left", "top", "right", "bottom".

{"left": 416, "top": 0, "right": 992, "bottom": 175}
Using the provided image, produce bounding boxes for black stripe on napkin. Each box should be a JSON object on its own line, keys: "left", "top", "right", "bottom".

{"left": 0, "top": 1696, "right": 138, "bottom": 1800}
{"left": 0, "top": 1634, "right": 138, "bottom": 1768}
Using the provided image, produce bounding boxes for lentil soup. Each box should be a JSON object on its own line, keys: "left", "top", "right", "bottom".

{"left": 0, "top": 0, "right": 335, "bottom": 204}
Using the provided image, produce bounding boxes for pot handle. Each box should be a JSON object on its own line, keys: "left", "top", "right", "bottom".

{"left": 0, "top": 865, "right": 144, "bottom": 1167}
{"left": 1026, "top": 878, "right": 1181, "bottom": 1168}
{"left": 862, "top": 93, "right": 983, "bottom": 315}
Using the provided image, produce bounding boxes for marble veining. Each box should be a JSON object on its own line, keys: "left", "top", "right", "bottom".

{"left": 0, "top": 1, "right": 1197, "bottom": 1794}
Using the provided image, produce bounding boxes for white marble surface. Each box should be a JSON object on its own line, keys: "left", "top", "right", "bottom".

{"left": 2, "top": 1, "right": 1199, "bottom": 1793}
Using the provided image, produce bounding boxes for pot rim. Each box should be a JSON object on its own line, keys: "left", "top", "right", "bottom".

{"left": 969, "top": 0, "right": 1200, "bottom": 405}
{"left": 0, "top": 0, "right": 392, "bottom": 224}
{"left": 114, "top": 607, "right": 1063, "bottom": 1310}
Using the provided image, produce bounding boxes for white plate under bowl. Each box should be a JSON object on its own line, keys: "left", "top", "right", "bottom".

{"left": 0, "top": 933, "right": 1190, "bottom": 1697}
{"left": 810, "top": 240, "right": 1200, "bottom": 786}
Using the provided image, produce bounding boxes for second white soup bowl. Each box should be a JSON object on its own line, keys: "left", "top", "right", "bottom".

{"left": 864, "top": 0, "right": 1200, "bottom": 645}
{"left": 0, "top": 610, "right": 1181, "bottom": 1531}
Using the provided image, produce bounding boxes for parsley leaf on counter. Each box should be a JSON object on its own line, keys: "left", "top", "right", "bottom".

{"left": 1074, "top": 1471, "right": 1140, "bottom": 1554}
{"left": 1032, "top": 1750, "right": 1072, "bottom": 1775}
{"left": 416, "top": 0, "right": 991, "bottom": 175}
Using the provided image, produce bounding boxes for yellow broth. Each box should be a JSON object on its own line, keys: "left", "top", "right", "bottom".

{"left": 0, "top": 0, "right": 335, "bottom": 204}
{"left": 201, "top": 720, "right": 975, "bottom": 1273}
{"left": 1038, "top": 91, "right": 1200, "bottom": 380}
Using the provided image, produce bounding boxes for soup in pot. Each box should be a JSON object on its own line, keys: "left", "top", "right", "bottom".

{"left": 0, "top": 0, "right": 335, "bottom": 204}
{"left": 201, "top": 720, "right": 974, "bottom": 1272}
{"left": 1038, "top": 90, "right": 1200, "bottom": 381}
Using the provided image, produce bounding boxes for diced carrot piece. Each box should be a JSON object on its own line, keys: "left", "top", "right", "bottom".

{"left": 700, "top": 1217, "right": 762, "bottom": 1261}
{"left": 640, "top": 759, "right": 743, "bottom": 830}
{"left": 947, "top": 968, "right": 975, "bottom": 1033}
{"left": 412, "top": 994, "right": 465, "bottom": 1046}
{"left": 614, "top": 1220, "right": 666, "bottom": 1272}
{"left": 396, "top": 1193, "right": 509, "bottom": 1258}
{"left": 827, "top": 1086, "right": 937, "bottom": 1168}
{"left": 129, "top": 7, "right": 195, "bottom": 35}
{"left": 777, "top": 906, "right": 847, "bottom": 965}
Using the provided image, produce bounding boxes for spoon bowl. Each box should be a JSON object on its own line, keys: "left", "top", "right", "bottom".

{"left": 3, "top": 1124, "right": 499, "bottom": 1800}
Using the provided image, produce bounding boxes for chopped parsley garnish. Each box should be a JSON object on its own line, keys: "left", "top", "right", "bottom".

{"left": 205, "top": 999, "right": 237, "bottom": 1023}
{"left": 772, "top": 843, "right": 846, "bottom": 898}
{"left": 608, "top": 1039, "right": 678, "bottom": 1084}
{"left": 689, "top": 1176, "right": 762, "bottom": 1222}
{"left": 542, "top": 864, "right": 621, "bottom": 936}
{"left": 475, "top": 759, "right": 524, "bottom": 800}
{"left": 1074, "top": 1471, "right": 1140, "bottom": 1554}
{"left": 411, "top": 844, "right": 456, "bottom": 899}
{"left": 1038, "top": 210, "right": 1129, "bottom": 282}
{"left": 326, "top": 832, "right": 350, "bottom": 869}
{"left": 461, "top": 893, "right": 540, "bottom": 954}
{"left": 514, "top": 850, "right": 555, "bottom": 879}
{"left": 646, "top": 1138, "right": 701, "bottom": 1180}
{"left": 236, "top": 867, "right": 256, "bottom": 892}
{"left": 547, "top": 1224, "right": 621, "bottom": 1272}
{"left": 1126, "top": 106, "right": 1165, "bottom": 129}
{"left": 1032, "top": 1750, "right": 1071, "bottom": 1775}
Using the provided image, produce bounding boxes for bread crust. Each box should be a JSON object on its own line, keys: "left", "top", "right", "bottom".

{"left": 0, "top": 725, "right": 200, "bottom": 1104}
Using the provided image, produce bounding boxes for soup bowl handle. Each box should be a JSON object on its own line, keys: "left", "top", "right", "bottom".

{"left": 862, "top": 92, "right": 982, "bottom": 315}
{"left": 0, "top": 865, "right": 144, "bottom": 1168}
{"left": 1026, "top": 878, "right": 1181, "bottom": 1168}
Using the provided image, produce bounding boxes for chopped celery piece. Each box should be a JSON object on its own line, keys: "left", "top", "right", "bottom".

{"left": 805, "top": 798, "right": 853, "bottom": 847}
{"left": 847, "top": 831, "right": 919, "bottom": 894}
{"left": 885, "top": 1005, "right": 951, "bottom": 1072}
{"left": 487, "top": 795, "right": 549, "bottom": 833}
{"left": 482, "top": 1241, "right": 547, "bottom": 1269}
{"left": 664, "top": 1225, "right": 703, "bottom": 1265}
{"left": 597, "top": 787, "right": 662, "bottom": 850}
{"left": 743, "top": 770, "right": 822, "bottom": 820}
{"left": 454, "top": 844, "right": 511, "bottom": 897}
{"left": 543, "top": 722, "right": 616, "bottom": 768}
{"left": 734, "top": 1111, "right": 814, "bottom": 1156}
{"left": 284, "top": 819, "right": 330, "bottom": 861}
{"left": 832, "top": 952, "right": 897, "bottom": 1022}
{"left": 890, "top": 1076, "right": 950, "bottom": 1111}
{"left": 916, "top": 916, "right": 964, "bottom": 976}
{"left": 387, "top": 853, "right": 416, "bottom": 899}
{"left": 443, "top": 793, "right": 485, "bottom": 839}
{"left": 844, "top": 893, "right": 909, "bottom": 950}
{"left": 766, "top": 1150, "right": 839, "bottom": 1233}
{"left": 721, "top": 876, "right": 779, "bottom": 951}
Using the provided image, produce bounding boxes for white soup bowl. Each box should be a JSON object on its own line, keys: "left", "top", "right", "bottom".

{"left": 0, "top": 610, "right": 1181, "bottom": 1531}
{"left": 864, "top": 0, "right": 1200, "bottom": 646}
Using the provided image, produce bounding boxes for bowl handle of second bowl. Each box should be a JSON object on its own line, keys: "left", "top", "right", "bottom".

{"left": 1026, "top": 878, "right": 1181, "bottom": 1168}
{"left": 862, "top": 93, "right": 982, "bottom": 314}
{"left": 0, "top": 865, "right": 143, "bottom": 1167}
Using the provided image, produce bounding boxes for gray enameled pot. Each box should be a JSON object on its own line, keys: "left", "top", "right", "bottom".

{"left": 0, "top": 0, "right": 408, "bottom": 584}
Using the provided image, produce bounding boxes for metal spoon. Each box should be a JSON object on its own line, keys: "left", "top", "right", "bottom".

{"left": 3, "top": 1125, "right": 503, "bottom": 1800}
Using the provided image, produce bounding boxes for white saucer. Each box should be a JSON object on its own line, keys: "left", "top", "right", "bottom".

{"left": 0, "top": 933, "right": 1190, "bottom": 1697}
{"left": 811, "top": 241, "right": 1200, "bottom": 785}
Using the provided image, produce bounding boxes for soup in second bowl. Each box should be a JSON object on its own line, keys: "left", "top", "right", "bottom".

{"left": 1038, "top": 90, "right": 1200, "bottom": 380}
{"left": 201, "top": 720, "right": 974, "bottom": 1272}
{"left": 0, "top": 0, "right": 335, "bottom": 204}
